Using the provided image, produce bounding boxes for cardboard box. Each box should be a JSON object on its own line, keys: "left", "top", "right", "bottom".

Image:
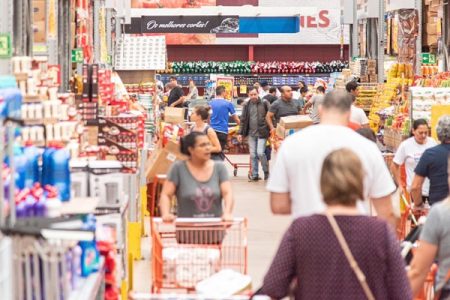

{"left": 33, "top": 0, "right": 46, "bottom": 22}
{"left": 279, "top": 115, "right": 313, "bottom": 129}
{"left": 146, "top": 141, "right": 187, "bottom": 181}
{"left": 164, "top": 107, "right": 185, "bottom": 124}
{"left": 33, "top": 21, "right": 46, "bottom": 43}
{"left": 276, "top": 125, "right": 301, "bottom": 139}
{"left": 426, "top": 34, "right": 438, "bottom": 46}
{"left": 426, "top": 23, "right": 438, "bottom": 35}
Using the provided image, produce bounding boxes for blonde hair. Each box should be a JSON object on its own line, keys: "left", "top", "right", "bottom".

{"left": 320, "top": 149, "right": 364, "bottom": 206}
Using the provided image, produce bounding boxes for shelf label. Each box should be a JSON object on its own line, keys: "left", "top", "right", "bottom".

{"left": 72, "top": 48, "right": 84, "bottom": 63}
{"left": 422, "top": 53, "right": 436, "bottom": 65}
{"left": 0, "top": 34, "right": 12, "bottom": 59}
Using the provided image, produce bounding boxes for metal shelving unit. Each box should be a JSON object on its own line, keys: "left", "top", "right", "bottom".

{"left": 0, "top": 0, "right": 14, "bottom": 75}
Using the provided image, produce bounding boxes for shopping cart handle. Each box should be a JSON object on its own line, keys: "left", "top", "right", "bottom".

{"left": 153, "top": 217, "right": 245, "bottom": 224}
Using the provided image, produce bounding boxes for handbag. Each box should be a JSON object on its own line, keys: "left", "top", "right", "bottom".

{"left": 325, "top": 211, "right": 376, "bottom": 300}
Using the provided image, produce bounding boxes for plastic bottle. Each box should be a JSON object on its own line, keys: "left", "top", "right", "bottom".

{"left": 24, "top": 194, "right": 36, "bottom": 217}
{"left": 23, "top": 143, "right": 41, "bottom": 188}
{"left": 41, "top": 144, "right": 56, "bottom": 186}
{"left": 72, "top": 245, "right": 82, "bottom": 288}
{"left": 45, "top": 189, "right": 62, "bottom": 218}
{"left": 50, "top": 144, "right": 71, "bottom": 202}
{"left": 79, "top": 215, "right": 99, "bottom": 277}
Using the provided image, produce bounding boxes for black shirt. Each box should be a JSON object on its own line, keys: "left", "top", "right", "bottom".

{"left": 263, "top": 94, "right": 278, "bottom": 104}
{"left": 168, "top": 86, "right": 184, "bottom": 107}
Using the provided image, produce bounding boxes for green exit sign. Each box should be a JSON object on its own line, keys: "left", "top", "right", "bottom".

{"left": 0, "top": 33, "right": 12, "bottom": 59}
{"left": 422, "top": 53, "right": 436, "bottom": 64}
{"left": 71, "top": 48, "right": 84, "bottom": 63}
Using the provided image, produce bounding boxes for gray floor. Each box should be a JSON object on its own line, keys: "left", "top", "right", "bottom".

{"left": 132, "top": 154, "right": 291, "bottom": 293}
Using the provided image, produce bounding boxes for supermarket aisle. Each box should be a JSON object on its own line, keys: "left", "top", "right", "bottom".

{"left": 133, "top": 154, "right": 290, "bottom": 292}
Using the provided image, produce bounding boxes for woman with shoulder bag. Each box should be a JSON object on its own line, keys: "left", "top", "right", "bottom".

{"left": 408, "top": 158, "right": 450, "bottom": 299}
{"left": 261, "top": 148, "right": 412, "bottom": 300}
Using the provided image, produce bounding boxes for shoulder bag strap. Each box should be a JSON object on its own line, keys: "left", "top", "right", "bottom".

{"left": 325, "top": 211, "right": 376, "bottom": 300}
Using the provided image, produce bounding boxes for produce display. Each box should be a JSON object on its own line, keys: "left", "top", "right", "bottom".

{"left": 413, "top": 72, "right": 450, "bottom": 87}
{"left": 160, "top": 60, "right": 349, "bottom": 75}
{"left": 388, "top": 63, "right": 415, "bottom": 81}
{"left": 355, "top": 83, "right": 378, "bottom": 112}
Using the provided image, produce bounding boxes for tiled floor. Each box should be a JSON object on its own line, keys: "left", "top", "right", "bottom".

{"left": 132, "top": 154, "right": 291, "bottom": 293}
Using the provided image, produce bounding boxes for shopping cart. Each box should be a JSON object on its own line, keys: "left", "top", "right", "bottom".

{"left": 150, "top": 217, "right": 248, "bottom": 293}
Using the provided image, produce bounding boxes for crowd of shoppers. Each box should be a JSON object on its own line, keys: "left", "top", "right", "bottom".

{"left": 159, "top": 77, "right": 450, "bottom": 300}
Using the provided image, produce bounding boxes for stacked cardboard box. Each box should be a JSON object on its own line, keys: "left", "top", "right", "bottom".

{"left": 423, "top": 0, "right": 442, "bottom": 47}
{"left": 351, "top": 59, "right": 377, "bottom": 83}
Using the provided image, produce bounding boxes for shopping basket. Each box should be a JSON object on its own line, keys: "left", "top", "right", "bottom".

{"left": 151, "top": 217, "right": 248, "bottom": 293}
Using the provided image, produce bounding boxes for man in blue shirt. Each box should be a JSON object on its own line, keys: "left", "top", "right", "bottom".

{"left": 210, "top": 85, "right": 240, "bottom": 160}
{"left": 412, "top": 115, "right": 450, "bottom": 206}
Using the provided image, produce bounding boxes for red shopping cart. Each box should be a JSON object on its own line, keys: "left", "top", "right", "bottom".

{"left": 150, "top": 217, "right": 248, "bottom": 293}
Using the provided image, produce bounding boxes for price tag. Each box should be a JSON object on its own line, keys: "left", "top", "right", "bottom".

{"left": 0, "top": 34, "right": 12, "bottom": 58}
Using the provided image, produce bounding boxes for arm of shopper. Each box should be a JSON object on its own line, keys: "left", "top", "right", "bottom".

{"left": 371, "top": 195, "right": 397, "bottom": 228}
{"left": 410, "top": 175, "right": 425, "bottom": 207}
{"left": 266, "top": 111, "right": 276, "bottom": 131}
{"left": 385, "top": 224, "right": 413, "bottom": 299}
{"left": 413, "top": 151, "right": 431, "bottom": 206}
{"left": 207, "top": 128, "right": 222, "bottom": 153}
{"left": 220, "top": 181, "right": 234, "bottom": 221}
{"left": 270, "top": 192, "right": 291, "bottom": 215}
{"left": 170, "top": 96, "right": 186, "bottom": 107}
{"left": 369, "top": 149, "right": 397, "bottom": 227}
{"left": 391, "top": 163, "right": 403, "bottom": 188}
{"left": 408, "top": 241, "right": 438, "bottom": 296}
{"left": 160, "top": 180, "right": 176, "bottom": 222}
{"left": 262, "top": 224, "right": 297, "bottom": 299}
{"left": 409, "top": 206, "right": 440, "bottom": 296}
{"left": 232, "top": 114, "right": 240, "bottom": 126}
{"left": 218, "top": 163, "right": 233, "bottom": 220}
{"left": 302, "top": 98, "right": 313, "bottom": 114}
{"left": 267, "top": 142, "right": 292, "bottom": 215}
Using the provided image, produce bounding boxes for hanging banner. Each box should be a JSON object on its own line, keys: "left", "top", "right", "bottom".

{"left": 140, "top": 16, "right": 239, "bottom": 33}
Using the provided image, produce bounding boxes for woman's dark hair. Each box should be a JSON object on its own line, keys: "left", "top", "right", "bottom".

{"left": 413, "top": 119, "right": 429, "bottom": 130}
{"left": 300, "top": 87, "right": 308, "bottom": 94}
{"left": 194, "top": 105, "right": 210, "bottom": 121}
{"left": 356, "top": 128, "right": 377, "bottom": 143}
{"left": 180, "top": 132, "right": 207, "bottom": 156}
{"left": 317, "top": 86, "right": 326, "bottom": 93}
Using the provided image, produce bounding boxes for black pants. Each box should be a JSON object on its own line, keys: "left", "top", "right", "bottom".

{"left": 214, "top": 131, "right": 228, "bottom": 161}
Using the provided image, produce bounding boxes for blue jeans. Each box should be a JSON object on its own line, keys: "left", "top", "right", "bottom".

{"left": 248, "top": 135, "right": 268, "bottom": 178}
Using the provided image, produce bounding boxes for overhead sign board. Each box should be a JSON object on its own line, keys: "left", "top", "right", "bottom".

{"left": 141, "top": 15, "right": 239, "bottom": 33}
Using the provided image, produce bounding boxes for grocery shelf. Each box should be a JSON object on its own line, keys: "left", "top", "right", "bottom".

{"left": 68, "top": 258, "right": 105, "bottom": 300}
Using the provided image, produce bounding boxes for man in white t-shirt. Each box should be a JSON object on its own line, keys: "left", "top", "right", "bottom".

{"left": 267, "top": 90, "right": 397, "bottom": 226}
{"left": 346, "top": 81, "right": 369, "bottom": 127}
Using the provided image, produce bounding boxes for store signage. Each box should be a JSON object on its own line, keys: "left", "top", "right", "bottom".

{"left": 140, "top": 16, "right": 239, "bottom": 33}
{"left": 422, "top": 53, "right": 436, "bottom": 65}
{"left": 216, "top": 77, "right": 235, "bottom": 100}
{"left": 72, "top": 48, "right": 84, "bottom": 63}
{"left": 0, "top": 34, "right": 12, "bottom": 59}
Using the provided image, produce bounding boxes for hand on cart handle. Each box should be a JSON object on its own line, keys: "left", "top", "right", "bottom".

{"left": 162, "top": 213, "right": 176, "bottom": 223}
{"left": 222, "top": 213, "right": 234, "bottom": 222}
